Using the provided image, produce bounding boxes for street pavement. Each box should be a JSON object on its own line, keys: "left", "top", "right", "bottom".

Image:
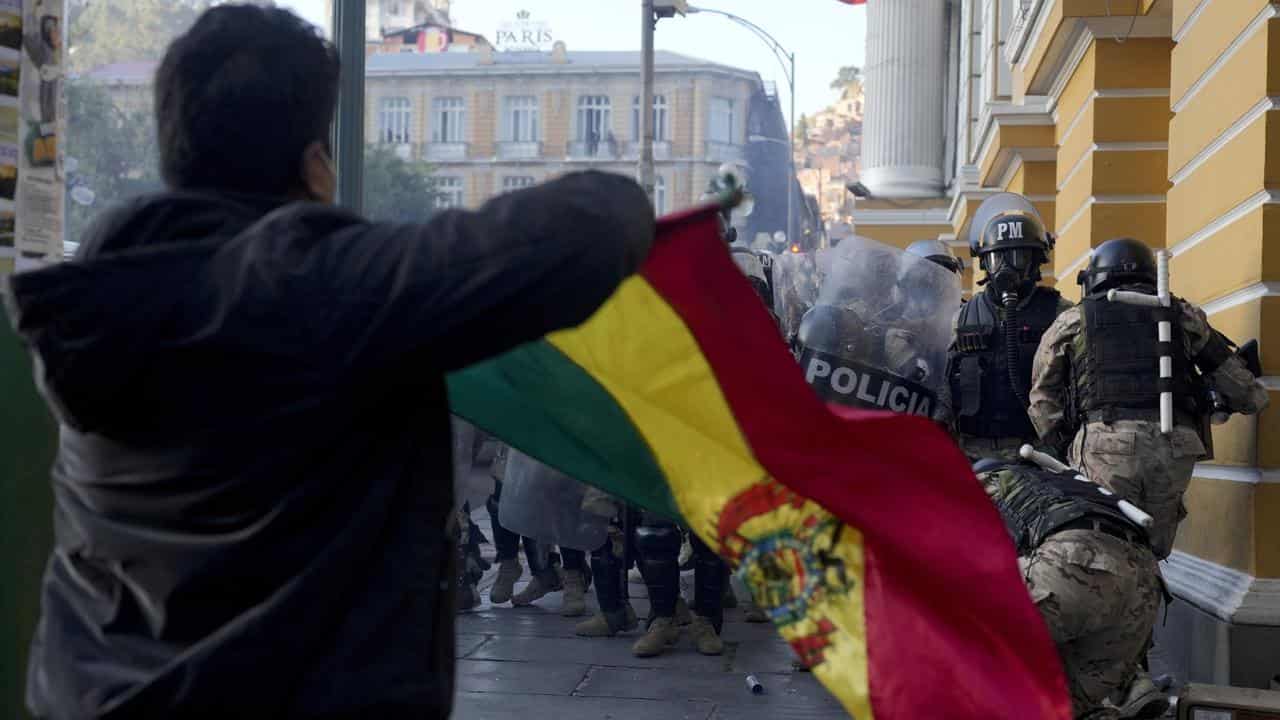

{"left": 453, "top": 462, "right": 847, "bottom": 720}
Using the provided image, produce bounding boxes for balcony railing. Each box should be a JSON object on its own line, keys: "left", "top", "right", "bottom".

{"left": 566, "top": 140, "right": 624, "bottom": 160}
{"left": 622, "top": 140, "right": 671, "bottom": 160}
{"left": 424, "top": 142, "right": 468, "bottom": 162}
{"left": 704, "top": 140, "right": 745, "bottom": 164}
{"left": 496, "top": 141, "right": 542, "bottom": 160}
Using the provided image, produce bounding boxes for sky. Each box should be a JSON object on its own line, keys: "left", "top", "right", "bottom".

{"left": 282, "top": 0, "right": 867, "bottom": 124}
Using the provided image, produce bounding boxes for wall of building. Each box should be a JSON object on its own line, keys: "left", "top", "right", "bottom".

{"left": 936, "top": 0, "right": 1280, "bottom": 687}
{"left": 364, "top": 62, "right": 762, "bottom": 213}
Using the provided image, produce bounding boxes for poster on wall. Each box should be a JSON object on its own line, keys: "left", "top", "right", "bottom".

{"left": 10, "top": 0, "right": 63, "bottom": 271}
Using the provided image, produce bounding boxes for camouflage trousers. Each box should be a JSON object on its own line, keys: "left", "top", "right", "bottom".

{"left": 1021, "top": 529, "right": 1161, "bottom": 720}
{"left": 1069, "top": 421, "right": 1202, "bottom": 559}
{"left": 957, "top": 434, "right": 1030, "bottom": 463}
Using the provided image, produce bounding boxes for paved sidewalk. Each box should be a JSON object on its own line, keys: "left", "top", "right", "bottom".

{"left": 453, "top": 469, "right": 847, "bottom": 720}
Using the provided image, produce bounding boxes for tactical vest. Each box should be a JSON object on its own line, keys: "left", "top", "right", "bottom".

{"left": 988, "top": 465, "right": 1147, "bottom": 555}
{"left": 948, "top": 288, "right": 1062, "bottom": 439}
{"left": 1074, "top": 294, "right": 1198, "bottom": 425}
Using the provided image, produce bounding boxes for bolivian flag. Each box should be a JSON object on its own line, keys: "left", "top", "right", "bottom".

{"left": 447, "top": 206, "right": 1070, "bottom": 720}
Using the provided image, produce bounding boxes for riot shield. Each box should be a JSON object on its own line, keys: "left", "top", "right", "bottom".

{"left": 796, "top": 236, "right": 962, "bottom": 416}
{"left": 498, "top": 448, "right": 609, "bottom": 551}
{"left": 772, "top": 251, "right": 825, "bottom": 347}
{"left": 450, "top": 416, "right": 477, "bottom": 511}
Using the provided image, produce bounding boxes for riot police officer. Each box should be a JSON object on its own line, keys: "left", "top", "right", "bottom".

{"left": 904, "top": 238, "right": 965, "bottom": 277}
{"left": 975, "top": 458, "right": 1163, "bottom": 720}
{"left": 574, "top": 494, "right": 641, "bottom": 638}
{"left": 631, "top": 513, "right": 727, "bottom": 656}
{"left": 938, "top": 193, "right": 1073, "bottom": 460}
{"left": 1029, "top": 237, "right": 1269, "bottom": 559}
{"left": 486, "top": 443, "right": 562, "bottom": 605}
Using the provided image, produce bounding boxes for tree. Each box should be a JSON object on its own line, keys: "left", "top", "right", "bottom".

{"left": 830, "top": 65, "right": 863, "bottom": 93}
{"left": 64, "top": 81, "right": 163, "bottom": 242}
{"left": 362, "top": 145, "right": 441, "bottom": 223}
{"left": 67, "top": 0, "right": 218, "bottom": 72}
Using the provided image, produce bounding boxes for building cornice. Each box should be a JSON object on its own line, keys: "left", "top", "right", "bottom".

{"left": 1193, "top": 463, "right": 1280, "bottom": 485}
{"left": 1162, "top": 551, "right": 1280, "bottom": 626}
{"left": 1057, "top": 142, "right": 1168, "bottom": 193}
{"left": 1171, "top": 3, "right": 1279, "bottom": 114}
{"left": 1173, "top": 0, "right": 1212, "bottom": 43}
{"left": 853, "top": 207, "right": 953, "bottom": 227}
{"left": 1170, "top": 96, "right": 1280, "bottom": 186}
{"left": 1169, "top": 190, "right": 1280, "bottom": 259}
{"left": 1200, "top": 280, "right": 1280, "bottom": 317}
{"left": 1016, "top": 8, "right": 1173, "bottom": 102}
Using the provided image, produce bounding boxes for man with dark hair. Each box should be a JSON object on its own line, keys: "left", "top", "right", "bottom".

{"left": 4, "top": 5, "right": 653, "bottom": 718}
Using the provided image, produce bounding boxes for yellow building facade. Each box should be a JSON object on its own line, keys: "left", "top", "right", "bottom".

{"left": 854, "top": 0, "right": 1280, "bottom": 688}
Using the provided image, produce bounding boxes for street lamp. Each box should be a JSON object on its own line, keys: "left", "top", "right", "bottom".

{"left": 686, "top": 5, "right": 797, "bottom": 247}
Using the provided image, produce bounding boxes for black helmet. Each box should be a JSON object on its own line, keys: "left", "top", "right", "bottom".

{"left": 971, "top": 210, "right": 1051, "bottom": 259}
{"left": 1077, "top": 237, "right": 1157, "bottom": 295}
{"left": 962, "top": 194, "right": 1054, "bottom": 298}
{"left": 964, "top": 193, "right": 1053, "bottom": 259}
{"left": 905, "top": 239, "right": 964, "bottom": 275}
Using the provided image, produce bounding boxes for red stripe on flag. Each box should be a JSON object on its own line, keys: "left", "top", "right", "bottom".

{"left": 836, "top": 0, "right": 867, "bottom": 5}
{"left": 641, "top": 206, "right": 1070, "bottom": 720}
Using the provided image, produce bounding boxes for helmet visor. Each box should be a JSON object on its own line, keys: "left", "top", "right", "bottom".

{"left": 988, "top": 248, "right": 1038, "bottom": 274}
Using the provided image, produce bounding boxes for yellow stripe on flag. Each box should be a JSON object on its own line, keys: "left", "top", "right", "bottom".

{"left": 547, "top": 275, "right": 874, "bottom": 719}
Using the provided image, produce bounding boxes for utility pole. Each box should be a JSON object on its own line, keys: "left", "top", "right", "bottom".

{"left": 640, "top": 0, "right": 656, "bottom": 205}
{"left": 643, "top": 2, "right": 686, "bottom": 208}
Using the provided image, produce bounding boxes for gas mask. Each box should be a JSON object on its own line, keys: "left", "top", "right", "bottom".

{"left": 984, "top": 248, "right": 1038, "bottom": 302}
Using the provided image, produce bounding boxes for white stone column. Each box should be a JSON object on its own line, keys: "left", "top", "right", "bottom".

{"left": 861, "top": 0, "right": 948, "bottom": 198}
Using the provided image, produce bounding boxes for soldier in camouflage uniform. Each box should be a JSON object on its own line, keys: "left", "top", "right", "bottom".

{"left": 977, "top": 460, "right": 1162, "bottom": 720}
{"left": 1029, "top": 238, "right": 1269, "bottom": 559}
{"left": 936, "top": 193, "right": 1074, "bottom": 461}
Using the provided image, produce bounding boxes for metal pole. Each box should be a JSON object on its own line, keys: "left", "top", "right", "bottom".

{"left": 639, "top": 0, "right": 656, "bottom": 205}
{"left": 787, "top": 53, "right": 795, "bottom": 248}
{"left": 333, "top": 0, "right": 366, "bottom": 212}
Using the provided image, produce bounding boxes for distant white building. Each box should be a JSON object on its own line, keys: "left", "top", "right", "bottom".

{"left": 323, "top": 0, "right": 453, "bottom": 40}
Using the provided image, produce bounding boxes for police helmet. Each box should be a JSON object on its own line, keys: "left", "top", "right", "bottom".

{"left": 964, "top": 194, "right": 1054, "bottom": 277}
{"left": 1077, "top": 237, "right": 1157, "bottom": 296}
{"left": 905, "top": 239, "right": 964, "bottom": 275}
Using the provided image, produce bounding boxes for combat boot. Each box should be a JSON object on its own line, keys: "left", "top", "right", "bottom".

{"left": 490, "top": 558, "right": 522, "bottom": 605}
{"left": 560, "top": 569, "right": 588, "bottom": 617}
{"left": 632, "top": 616, "right": 680, "bottom": 657}
{"left": 1115, "top": 674, "right": 1170, "bottom": 719}
{"left": 688, "top": 614, "right": 723, "bottom": 656}
{"left": 575, "top": 604, "right": 638, "bottom": 637}
{"left": 674, "top": 596, "right": 693, "bottom": 626}
{"left": 512, "top": 571, "right": 561, "bottom": 606}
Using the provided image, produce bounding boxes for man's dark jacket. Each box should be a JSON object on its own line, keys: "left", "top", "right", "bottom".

{"left": 3, "top": 171, "right": 653, "bottom": 719}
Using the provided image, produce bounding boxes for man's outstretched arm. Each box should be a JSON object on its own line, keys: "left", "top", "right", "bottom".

{"left": 314, "top": 170, "right": 655, "bottom": 373}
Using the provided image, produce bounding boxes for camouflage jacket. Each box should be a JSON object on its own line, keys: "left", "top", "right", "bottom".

{"left": 1029, "top": 296, "right": 1270, "bottom": 450}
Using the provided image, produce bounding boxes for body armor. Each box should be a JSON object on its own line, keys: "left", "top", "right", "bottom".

{"left": 1074, "top": 294, "right": 1198, "bottom": 425}
{"left": 949, "top": 287, "right": 1062, "bottom": 439}
{"left": 988, "top": 465, "right": 1147, "bottom": 555}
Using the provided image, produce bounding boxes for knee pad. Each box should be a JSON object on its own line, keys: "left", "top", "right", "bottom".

{"left": 635, "top": 524, "right": 682, "bottom": 557}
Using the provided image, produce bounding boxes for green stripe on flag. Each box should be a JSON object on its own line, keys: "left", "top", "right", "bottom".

{"left": 447, "top": 340, "right": 682, "bottom": 521}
